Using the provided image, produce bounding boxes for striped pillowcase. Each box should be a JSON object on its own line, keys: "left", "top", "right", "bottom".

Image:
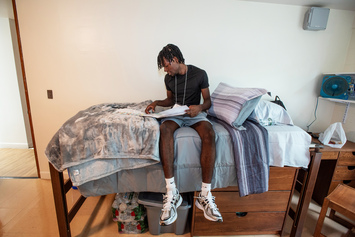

{"left": 208, "top": 82, "right": 267, "bottom": 128}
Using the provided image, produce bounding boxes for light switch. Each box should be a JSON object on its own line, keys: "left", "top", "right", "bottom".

{"left": 47, "top": 90, "right": 53, "bottom": 99}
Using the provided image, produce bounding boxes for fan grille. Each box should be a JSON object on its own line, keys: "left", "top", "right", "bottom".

{"left": 322, "top": 76, "right": 349, "bottom": 96}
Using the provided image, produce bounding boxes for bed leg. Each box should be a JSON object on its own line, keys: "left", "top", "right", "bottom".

{"left": 289, "top": 150, "right": 322, "bottom": 237}
{"left": 49, "top": 163, "right": 72, "bottom": 237}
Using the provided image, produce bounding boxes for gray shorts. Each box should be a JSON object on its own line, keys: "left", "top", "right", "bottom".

{"left": 161, "top": 112, "right": 211, "bottom": 127}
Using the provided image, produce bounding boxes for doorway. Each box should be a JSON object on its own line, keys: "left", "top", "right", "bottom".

{"left": 0, "top": 0, "right": 39, "bottom": 178}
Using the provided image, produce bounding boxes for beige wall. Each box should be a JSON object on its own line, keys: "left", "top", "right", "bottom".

{"left": 14, "top": 0, "right": 355, "bottom": 178}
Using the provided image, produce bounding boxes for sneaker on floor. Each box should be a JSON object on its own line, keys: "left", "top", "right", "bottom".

{"left": 160, "top": 189, "right": 183, "bottom": 226}
{"left": 195, "top": 192, "right": 223, "bottom": 222}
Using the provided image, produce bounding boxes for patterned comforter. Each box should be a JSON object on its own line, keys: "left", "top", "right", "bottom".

{"left": 45, "top": 101, "right": 160, "bottom": 174}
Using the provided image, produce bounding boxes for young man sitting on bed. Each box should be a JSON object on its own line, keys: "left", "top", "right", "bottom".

{"left": 145, "top": 44, "right": 223, "bottom": 225}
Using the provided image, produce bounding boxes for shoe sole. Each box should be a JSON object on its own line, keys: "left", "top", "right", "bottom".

{"left": 160, "top": 194, "right": 183, "bottom": 226}
{"left": 195, "top": 200, "right": 223, "bottom": 222}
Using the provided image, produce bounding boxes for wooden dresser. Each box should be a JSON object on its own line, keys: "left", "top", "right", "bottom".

{"left": 312, "top": 140, "right": 355, "bottom": 205}
{"left": 190, "top": 166, "right": 298, "bottom": 236}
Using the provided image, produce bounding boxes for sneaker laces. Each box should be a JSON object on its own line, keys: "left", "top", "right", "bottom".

{"left": 162, "top": 190, "right": 177, "bottom": 210}
{"left": 196, "top": 192, "right": 218, "bottom": 210}
{"left": 205, "top": 195, "right": 218, "bottom": 210}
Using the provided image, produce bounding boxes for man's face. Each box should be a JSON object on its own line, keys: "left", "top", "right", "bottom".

{"left": 162, "top": 57, "right": 179, "bottom": 76}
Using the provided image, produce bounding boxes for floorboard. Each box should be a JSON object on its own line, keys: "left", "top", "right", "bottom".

{"left": 0, "top": 148, "right": 37, "bottom": 177}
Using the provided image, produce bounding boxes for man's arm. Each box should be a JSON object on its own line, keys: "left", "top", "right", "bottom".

{"left": 185, "top": 88, "right": 211, "bottom": 117}
{"left": 145, "top": 90, "right": 175, "bottom": 114}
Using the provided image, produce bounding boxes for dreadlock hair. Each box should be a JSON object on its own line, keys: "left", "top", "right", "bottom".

{"left": 157, "top": 44, "right": 185, "bottom": 70}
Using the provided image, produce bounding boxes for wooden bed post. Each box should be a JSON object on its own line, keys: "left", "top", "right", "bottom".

{"left": 49, "top": 163, "right": 72, "bottom": 237}
{"left": 289, "top": 149, "right": 322, "bottom": 237}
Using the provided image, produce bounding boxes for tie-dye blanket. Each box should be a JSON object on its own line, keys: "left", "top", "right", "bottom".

{"left": 45, "top": 101, "right": 160, "bottom": 172}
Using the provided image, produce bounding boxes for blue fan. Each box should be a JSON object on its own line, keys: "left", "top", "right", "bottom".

{"left": 320, "top": 75, "right": 351, "bottom": 100}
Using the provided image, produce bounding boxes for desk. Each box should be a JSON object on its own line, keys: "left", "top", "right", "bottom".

{"left": 312, "top": 139, "right": 355, "bottom": 205}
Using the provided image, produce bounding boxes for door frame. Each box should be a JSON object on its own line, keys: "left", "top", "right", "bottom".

{"left": 12, "top": 0, "right": 40, "bottom": 178}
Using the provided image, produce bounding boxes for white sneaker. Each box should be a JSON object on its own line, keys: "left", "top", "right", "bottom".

{"left": 160, "top": 189, "right": 182, "bottom": 226}
{"left": 195, "top": 192, "right": 223, "bottom": 222}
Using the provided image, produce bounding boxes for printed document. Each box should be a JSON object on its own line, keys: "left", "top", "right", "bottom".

{"left": 143, "top": 105, "right": 189, "bottom": 118}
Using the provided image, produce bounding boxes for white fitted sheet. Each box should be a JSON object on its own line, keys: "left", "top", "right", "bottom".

{"left": 266, "top": 125, "right": 311, "bottom": 168}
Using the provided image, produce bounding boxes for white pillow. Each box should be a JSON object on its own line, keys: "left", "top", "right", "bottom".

{"left": 252, "top": 100, "right": 293, "bottom": 126}
{"left": 208, "top": 82, "right": 267, "bottom": 128}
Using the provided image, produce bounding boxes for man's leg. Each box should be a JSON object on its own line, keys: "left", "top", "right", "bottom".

{"left": 159, "top": 120, "right": 182, "bottom": 225}
{"left": 159, "top": 120, "right": 180, "bottom": 179}
{"left": 191, "top": 121, "right": 216, "bottom": 183}
{"left": 192, "top": 121, "right": 223, "bottom": 222}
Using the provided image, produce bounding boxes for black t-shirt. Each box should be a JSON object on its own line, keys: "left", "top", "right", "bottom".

{"left": 164, "top": 65, "right": 209, "bottom": 106}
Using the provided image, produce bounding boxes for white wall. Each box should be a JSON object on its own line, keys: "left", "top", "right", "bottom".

{"left": 15, "top": 0, "right": 355, "bottom": 178}
{"left": 0, "top": 16, "right": 28, "bottom": 148}
{"left": 334, "top": 16, "right": 355, "bottom": 142}
{"left": 314, "top": 15, "right": 355, "bottom": 142}
{"left": 0, "top": 0, "right": 13, "bottom": 19}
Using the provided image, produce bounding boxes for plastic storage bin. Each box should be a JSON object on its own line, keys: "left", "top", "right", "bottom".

{"left": 138, "top": 192, "right": 191, "bottom": 235}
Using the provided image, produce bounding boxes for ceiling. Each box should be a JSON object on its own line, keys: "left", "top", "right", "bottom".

{"left": 243, "top": 0, "right": 355, "bottom": 11}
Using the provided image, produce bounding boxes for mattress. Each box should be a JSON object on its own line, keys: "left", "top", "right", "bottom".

{"left": 71, "top": 121, "right": 237, "bottom": 196}
{"left": 73, "top": 122, "right": 311, "bottom": 197}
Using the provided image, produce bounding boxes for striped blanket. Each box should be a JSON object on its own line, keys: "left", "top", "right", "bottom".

{"left": 213, "top": 117, "right": 270, "bottom": 197}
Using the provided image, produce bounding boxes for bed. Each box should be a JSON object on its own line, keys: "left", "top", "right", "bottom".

{"left": 46, "top": 87, "right": 322, "bottom": 237}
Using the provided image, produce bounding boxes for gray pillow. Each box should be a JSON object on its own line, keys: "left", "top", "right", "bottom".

{"left": 208, "top": 82, "right": 267, "bottom": 128}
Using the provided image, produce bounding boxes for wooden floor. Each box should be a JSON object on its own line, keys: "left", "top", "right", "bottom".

{"left": 0, "top": 178, "right": 351, "bottom": 237}
{"left": 0, "top": 148, "right": 37, "bottom": 178}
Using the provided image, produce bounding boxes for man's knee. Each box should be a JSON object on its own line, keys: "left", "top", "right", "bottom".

{"left": 160, "top": 121, "right": 179, "bottom": 135}
{"left": 204, "top": 127, "right": 215, "bottom": 142}
{"left": 196, "top": 122, "right": 215, "bottom": 142}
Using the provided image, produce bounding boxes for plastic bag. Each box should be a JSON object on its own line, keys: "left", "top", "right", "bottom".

{"left": 112, "top": 192, "right": 148, "bottom": 234}
{"left": 318, "top": 122, "right": 347, "bottom": 148}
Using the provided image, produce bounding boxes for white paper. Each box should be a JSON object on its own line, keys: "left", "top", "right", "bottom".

{"left": 143, "top": 105, "right": 189, "bottom": 118}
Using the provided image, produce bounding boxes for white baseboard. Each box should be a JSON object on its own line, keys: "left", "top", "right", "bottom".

{"left": 40, "top": 171, "right": 51, "bottom": 179}
{"left": 0, "top": 143, "right": 29, "bottom": 149}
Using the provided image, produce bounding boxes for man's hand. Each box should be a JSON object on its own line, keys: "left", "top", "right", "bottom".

{"left": 145, "top": 101, "right": 157, "bottom": 114}
{"left": 185, "top": 105, "right": 203, "bottom": 117}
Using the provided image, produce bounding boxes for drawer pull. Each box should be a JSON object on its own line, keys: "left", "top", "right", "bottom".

{"left": 236, "top": 212, "right": 248, "bottom": 217}
{"left": 348, "top": 166, "right": 355, "bottom": 171}
{"left": 343, "top": 180, "right": 351, "bottom": 185}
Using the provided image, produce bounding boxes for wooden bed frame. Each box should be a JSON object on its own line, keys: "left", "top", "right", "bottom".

{"left": 49, "top": 148, "right": 321, "bottom": 237}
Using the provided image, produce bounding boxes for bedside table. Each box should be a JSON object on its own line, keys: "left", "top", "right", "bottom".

{"left": 312, "top": 139, "right": 355, "bottom": 205}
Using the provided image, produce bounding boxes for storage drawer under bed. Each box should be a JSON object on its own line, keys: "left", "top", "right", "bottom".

{"left": 193, "top": 211, "right": 285, "bottom": 236}
{"left": 213, "top": 166, "right": 298, "bottom": 192}
{"left": 191, "top": 167, "right": 298, "bottom": 236}
{"left": 213, "top": 191, "right": 291, "bottom": 212}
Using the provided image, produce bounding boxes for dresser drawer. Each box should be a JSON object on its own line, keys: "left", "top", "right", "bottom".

{"left": 337, "top": 152, "right": 355, "bottom": 166}
{"left": 269, "top": 167, "right": 297, "bottom": 191}
{"left": 192, "top": 211, "right": 284, "bottom": 236}
{"left": 213, "top": 167, "right": 297, "bottom": 192}
{"left": 332, "top": 166, "right": 355, "bottom": 180}
{"left": 213, "top": 191, "right": 290, "bottom": 212}
{"left": 321, "top": 151, "right": 339, "bottom": 160}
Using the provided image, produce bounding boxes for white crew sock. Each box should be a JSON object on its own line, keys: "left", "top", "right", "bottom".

{"left": 165, "top": 177, "right": 177, "bottom": 195}
{"left": 201, "top": 182, "right": 211, "bottom": 197}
